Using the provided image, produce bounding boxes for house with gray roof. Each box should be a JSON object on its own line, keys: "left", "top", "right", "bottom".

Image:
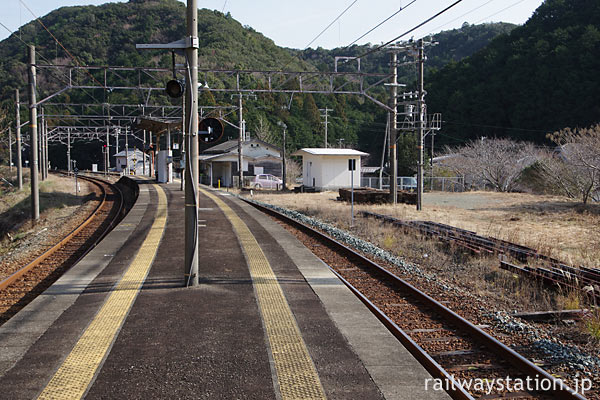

{"left": 199, "top": 138, "right": 282, "bottom": 187}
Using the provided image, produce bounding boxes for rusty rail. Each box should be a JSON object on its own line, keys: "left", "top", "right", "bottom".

{"left": 0, "top": 175, "right": 123, "bottom": 291}
{"left": 246, "top": 199, "right": 586, "bottom": 400}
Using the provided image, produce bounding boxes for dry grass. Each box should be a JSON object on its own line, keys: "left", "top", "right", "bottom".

{"left": 241, "top": 189, "right": 600, "bottom": 313}
{"left": 0, "top": 171, "right": 94, "bottom": 239}
{"left": 248, "top": 190, "right": 600, "bottom": 269}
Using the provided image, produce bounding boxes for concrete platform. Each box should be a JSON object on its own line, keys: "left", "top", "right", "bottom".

{"left": 0, "top": 179, "right": 449, "bottom": 400}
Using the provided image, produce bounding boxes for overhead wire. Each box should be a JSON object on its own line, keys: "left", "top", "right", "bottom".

{"left": 304, "top": 0, "right": 359, "bottom": 49}
{"left": 343, "top": 0, "right": 417, "bottom": 48}
{"left": 19, "top": 0, "right": 107, "bottom": 90}
{"left": 353, "top": 0, "right": 464, "bottom": 60}
{"left": 472, "top": 0, "right": 529, "bottom": 25}
{"left": 425, "top": 0, "right": 496, "bottom": 37}
{"left": 0, "top": 19, "right": 102, "bottom": 109}
{"left": 278, "top": 0, "right": 359, "bottom": 72}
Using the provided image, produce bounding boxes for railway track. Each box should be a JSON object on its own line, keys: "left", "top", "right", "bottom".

{"left": 0, "top": 174, "right": 124, "bottom": 324}
{"left": 361, "top": 211, "right": 600, "bottom": 304}
{"left": 245, "top": 199, "right": 590, "bottom": 399}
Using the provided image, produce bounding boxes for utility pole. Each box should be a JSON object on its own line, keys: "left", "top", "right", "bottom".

{"left": 67, "top": 127, "right": 71, "bottom": 173}
{"left": 28, "top": 45, "right": 39, "bottom": 222}
{"left": 278, "top": 121, "right": 287, "bottom": 191}
{"left": 237, "top": 93, "right": 243, "bottom": 189}
{"left": 8, "top": 127, "right": 12, "bottom": 172}
{"left": 125, "top": 126, "right": 129, "bottom": 175}
{"left": 388, "top": 50, "right": 398, "bottom": 204}
{"left": 44, "top": 119, "right": 49, "bottom": 176}
{"left": 40, "top": 109, "right": 46, "bottom": 180}
{"left": 38, "top": 108, "right": 43, "bottom": 178}
{"left": 430, "top": 131, "right": 435, "bottom": 191}
{"left": 143, "top": 129, "right": 146, "bottom": 176}
{"left": 416, "top": 39, "right": 425, "bottom": 211}
{"left": 320, "top": 108, "right": 332, "bottom": 148}
{"left": 15, "top": 89, "right": 23, "bottom": 190}
{"left": 230, "top": 93, "right": 255, "bottom": 189}
{"left": 184, "top": 0, "right": 199, "bottom": 286}
{"left": 378, "top": 114, "right": 389, "bottom": 190}
{"left": 106, "top": 125, "right": 110, "bottom": 175}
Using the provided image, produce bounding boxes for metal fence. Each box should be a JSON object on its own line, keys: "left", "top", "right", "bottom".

{"left": 361, "top": 176, "right": 465, "bottom": 192}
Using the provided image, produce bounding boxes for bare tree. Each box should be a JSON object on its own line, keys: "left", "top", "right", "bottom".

{"left": 441, "top": 138, "right": 539, "bottom": 192}
{"left": 252, "top": 115, "right": 277, "bottom": 145}
{"left": 538, "top": 125, "right": 600, "bottom": 204}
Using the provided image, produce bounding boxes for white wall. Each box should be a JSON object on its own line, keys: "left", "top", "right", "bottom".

{"left": 303, "top": 155, "right": 362, "bottom": 189}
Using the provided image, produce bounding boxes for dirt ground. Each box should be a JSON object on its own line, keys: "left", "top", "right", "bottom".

{"left": 0, "top": 170, "right": 98, "bottom": 278}
{"left": 248, "top": 190, "right": 600, "bottom": 268}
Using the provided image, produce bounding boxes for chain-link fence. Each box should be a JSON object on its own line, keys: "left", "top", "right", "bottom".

{"left": 361, "top": 176, "right": 465, "bottom": 192}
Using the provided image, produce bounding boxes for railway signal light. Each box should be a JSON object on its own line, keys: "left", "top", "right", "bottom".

{"left": 166, "top": 79, "right": 184, "bottom": 98}
{"left": 198, "top": 118, "right": 224, "bottom": 143}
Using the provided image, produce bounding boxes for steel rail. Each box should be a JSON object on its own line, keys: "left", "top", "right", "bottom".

{"left": 362, "top": 211, "right": 600, "bottom": 287}
{"left": 0, "top": 175, "right": 123, "bottom": 291}
{"left": 244, "top": 199, "right": 586, "bottom": 400}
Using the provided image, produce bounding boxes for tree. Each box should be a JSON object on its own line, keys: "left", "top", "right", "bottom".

{"left": 537, "top": 124, "right": 600, "bottom": 204}
{"left": 441, "top": 138, "right": 539, "bottom": 192}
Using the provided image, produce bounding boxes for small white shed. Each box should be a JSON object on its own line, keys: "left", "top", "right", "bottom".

{"left": 114, "top": 149, "right": 150, "bottom": 175}
{"left": 292, "top": 148, "right": 369, "bottom": 190}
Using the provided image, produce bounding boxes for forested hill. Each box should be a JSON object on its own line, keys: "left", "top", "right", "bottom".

{"left": 0, "top": 0, "right": 310, "bottom": 102}
{"left": 295, "top": 22, "right": 516, "bottom": 80}
{"left": 0, "top": 0, "right": 517, "bottom": 170}
{"left": 427, "top": 0, "right": 600, "bottom": 146}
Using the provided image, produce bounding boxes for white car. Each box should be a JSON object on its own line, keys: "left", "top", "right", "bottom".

{"left": 252, "top": 174, "right": 283, "bottom": 190}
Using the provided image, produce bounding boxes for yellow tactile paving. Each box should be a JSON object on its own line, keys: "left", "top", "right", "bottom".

{"left": 37, "top": 184, "right": 167, "bottom": 400}
{"left": 201, "top": 188, "right": 327, "bottom": 400}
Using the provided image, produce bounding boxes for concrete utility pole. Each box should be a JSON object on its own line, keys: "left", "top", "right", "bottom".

{"left": 8, "top": 127, "right": 12, "bottom": 171}
{"left": 416, "top": 38, "right": 425, "bottom": 211}
{"left": 28, "top": 45, "right": 39, "bottom": 222}
{"left": 15, "top": 89, "right": 23, "bottom": 190}
{"left": 184, "top": 0, "right": 199, "bottom": 286}
{"left": 143, "top": 129, "right": 146, "bottom": 175}
{"left": 40, "top": 110, "right": 46, "bottom": 180}
{"left": 234, "top": 93, "right": 244, "bottom": 189}
{"left": 378, "top": 114, "right": 389, "bottom": 190}
{"left": 67, "top": 128, "right": 71, "bottom": 173}
{"left": 106, "top": 126, "right": 110, "bottom": 174}
{"left": 231, "top": 93, "right": 254, "bottom": 189}
{"left": 389, "top": 50, "right": 398, "bottom": 204}
{"left": 44, "top": 120, "right": 49, "bottom": 177}
{"left": 320, "top": 108, "right": 332, "bottom": 148}
{"left": 38, "top": 108, "right": 43, "bottom": 178}
{"left": 278, "top": 121, "right": 287, "bottom": 191}
{"left": 125, "top": 126, "right": 129, "bottom": 175}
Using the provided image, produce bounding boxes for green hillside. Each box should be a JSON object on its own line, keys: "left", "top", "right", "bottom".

{"left": 0, "top": 0, "right": 518, "bottom": 170}
{"left": 426, "top": 0, "right": 600, "bottom": 145}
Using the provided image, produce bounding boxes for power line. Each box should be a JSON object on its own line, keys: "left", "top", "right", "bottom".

{"left": 304, "top": 0, "right": 359, "bottom": 49}
{"left": 344, "top": 0, "right": 417, "bottom": 48}
{"left": 426, "top": 0, "right": 496, "bottom": 36}
{"left": 354, "top": 0, "right": 464, "bottom": 60}
{"left": 443, "top": 120, "right": 551, "bottom": 133}
{"left": 19, "top": 0, "right": 107, "bottom": 90}
{"left": 473, "top": 0, "right": 529, "bottom": 25}
{"left": 0, "top": 19, "right": 101, "bottom": 105}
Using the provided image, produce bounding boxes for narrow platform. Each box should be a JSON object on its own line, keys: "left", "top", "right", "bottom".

{"left": 0, "top": 179, "right": 449, "bottom": 400}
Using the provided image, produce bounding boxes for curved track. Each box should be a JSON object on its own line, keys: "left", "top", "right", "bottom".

{"left": 245, "top": 199, "right": 588, "bottom": 400}
{"left": 0, "top": 174, "right": 124, "bottom": 324}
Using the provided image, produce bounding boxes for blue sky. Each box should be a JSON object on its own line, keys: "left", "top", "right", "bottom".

{"left": 1, "top": 0, "right": 545, "bottom": 49}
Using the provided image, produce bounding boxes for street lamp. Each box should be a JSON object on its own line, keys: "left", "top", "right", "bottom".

{"left": 277, "top": 121, "right": 287, "bottom": 191}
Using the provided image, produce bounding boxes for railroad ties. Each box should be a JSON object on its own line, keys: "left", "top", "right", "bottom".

{"left": 361, "top": 211, "right": 600, "bottom": 305}
{"left": 246, "top": 200, "right": 588, "bottom": 399}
